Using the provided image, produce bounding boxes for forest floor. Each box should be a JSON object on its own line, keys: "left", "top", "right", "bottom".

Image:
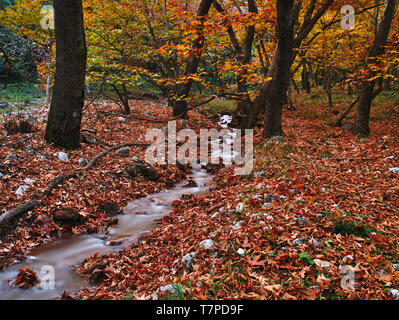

{"left": 71, "top": 94, "right": 398, "bottom": 300}
{"left": 1, "top": 94, "right": 399, "bottom": 300}
{"left": 0, "top": 100, "right": 216, "bottom": 270}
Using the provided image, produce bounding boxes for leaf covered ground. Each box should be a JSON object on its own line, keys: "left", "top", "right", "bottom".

{"left": 70, "top": 105, "right": 399, "bottom": 300}
{"left": 0, "top": 100, "right": 215, "bottom": 270}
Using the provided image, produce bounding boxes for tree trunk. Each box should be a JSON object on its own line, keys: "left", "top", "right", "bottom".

{"left": 45, "top": 0, "right": 87, "bottom": 149}
{"left": 262, "top": 0, "right": 295, "bottom": 138}
{"left": 171, "top": 0, "right": 213, "bottom": 117}
{"left": 354, "top": 0, "right": 397, "bottom": 136}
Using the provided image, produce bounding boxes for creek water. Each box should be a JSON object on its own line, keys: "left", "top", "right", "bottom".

{"left": 0, "top": 116, "right": 235, "bottom": 300}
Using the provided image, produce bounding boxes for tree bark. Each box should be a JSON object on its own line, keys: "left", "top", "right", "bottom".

{"left": 262, "top": 0, "right": 295, "bottom": 138}
{"left": 171, "top": 0, "right": 213, "bottom": 117}
{"left": 354, "top": 0, "right": 397, "bottom": 136}
{"left": 45, "top": 0, "right": 87, "bottom": 149}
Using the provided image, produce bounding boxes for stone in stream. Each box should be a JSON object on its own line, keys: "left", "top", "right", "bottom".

{"left": 125, "top": 164, "right": 160, "bottom": 181}
{"left": 389, "top": 168, "right": 399, "bottom": 174}
{"left": 52, "top": 208, "right": 85, "bottom": 225}
{"left": 98, "top": 201, "right": 120, "bottom": 217}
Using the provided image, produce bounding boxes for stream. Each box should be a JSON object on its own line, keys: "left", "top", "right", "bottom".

{"left": 0, "top": 116, "right": 235, "bottom": 300}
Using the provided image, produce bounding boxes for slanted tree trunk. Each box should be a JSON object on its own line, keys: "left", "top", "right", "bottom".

{"left": 354, "top": 0, "right": 397, "bottom": 136}
{"left": 171, "top": 0, "right": 213, "bottom": 117}
{"left": 262, "top": 0, "right": 295, "bottom": 138}
{"left": 45, "top": 0, "right": 87, "bottom": 149}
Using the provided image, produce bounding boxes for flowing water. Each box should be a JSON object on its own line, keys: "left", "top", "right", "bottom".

{"left": 0, "top": 116, "right": 234, "bottom": 300}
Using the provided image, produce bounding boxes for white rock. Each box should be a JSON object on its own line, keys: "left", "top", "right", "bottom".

{"left": 314, "top": 259, "right": 333, "bottom": 269}
{"left": 16, "top": 185, "right": 30, "bottom": 197}
{"left": 393, "top": 264, "right": 399, "bottom": 271}
{"left": 0, "top": 172, "right": 3, "bottom": 178}
{"left": 390, "top": 289, "right": 399, "bottom": 300}
{"left": 232, "top": 221, "right": 244, "bottom": 230}
{"left": 211, "top": 212, "right": 220, "bottom": 219}
{"left": 264, "top": 214, "right": 274, "bottom": 221}
{"left": 237, "top": 248, "right": 245, "bottom": 256}
{"left": 78, "top": 158, "right": 88, "bottom": 166}
{"left": 321, "top": 187, "right": 329, "bottom": 194}
{"left": 58, "top": 152, "right": 69, "bottom": 162}
{"left": 118, "top": 117, "right": 126, "bottom": 122}
{"left": 308, "top": 238, "right": 319, "bottom": 247}
{"left": 235, "top": 203, "right": 244, "bottom": 213}
{"left": 200, "top": 239, "right": 214, "bottom": 249}
{"left": 159, "top": 284, "right": 176, "bottom": 293}
{"left": 24, "top": 178, "right": 35, "bottom": 185}
{"left": 295, "top": 197, "right": 305, "bottom": 203}
{"left": 389, "top": 168, "right": 399, "bottom": 174}
{"left": 342, "top": 255, "right": 354, "bottom": 264}
{"left": 182, "top": 252, "right": 196, "bottom": 269}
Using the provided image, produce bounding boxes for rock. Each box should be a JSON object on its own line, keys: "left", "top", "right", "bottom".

{"left": 200, "top": 239, "right": 214, "bottom": 249}
{"left": 264, "top": 194, "right": 275, "bottom": 203}
{"left": 280, "top": 195, "right": 287, "bottom": 200}
{"left": 58, "top": 152, "right": 69, "bottom": 162}
{"left": 52, "top": 208, "right": 85, "bottom": 225}
{"left": 235, "top": 203, "right": 244, "bottom": 213}
{"left": 0, "top": 102, "right": 9, "bottom": 109}
{"left": 26, "top": 145, "right": 35, "bottom": 156}
{"left": 89, "top": 268, "right": 105, "bottom": 284}
{"left": 24, "top": 178, "right": 35, "bottom": 185}
{"left": 314, "top": 259, "right": 333, "bottom": 269}
{"left": 78, "top": 157, "right": 88, "bottom": 166}
{"left": 390, "top": 289, "right": 399, "bottom": 300}
{"left": 308, "top": 238, "right": 319, "bottom": 247}
{"left": 159, "top": 284, "right": 176, "bottom": 293}
{"left": 211, "top": 212, "right": 220, "bottom": 219}
{"left": 293, "top": 215, "right": 307, "bottom": 227}
{"left": 326, "top": 141, "right": 335, "bottom": 145}
{"left": 116, "top": 147, "right": 130, "bottom": 157}
{"left": 269, "top": 136, "right": 283, "bottom": 143}
{"left": 0, "top": 172, "right": 3, "bottom": 178}
{"left": 16, "top": 185, "right": 30, "bottom": 197}
{"left": 182, "top": 252, "right": 196, "bottom": 269}
{"left": 180, "top": 119, "right": 187, "bottom": 126}
{"left": 118, "top": 117, "right": 126, "bottom": 122}
{"left": 99, "top": 201, "right": 120, "bottom": 217}
{"left": 254, "top": 170, "right": 265, "bottom": 178}
{"left": 237, "top": 248, "right": 245, "bottom": 256}
{"left": 183, "top": 179, "right": 198, "bottom": 188}
{"left": 36, "top": 155, "right": 47, "bottom": 160}
{"left": 332, "top": 204, "right": 339, "bottom": 209}
{"left": 389, "top": 168, "right": 399, "bottom": 174}
{"left": 263, "top": 202, "right": 272, "bottom": 208}
{"left": 132, "top": 156, "right": 145, "bottom": 164}
{"left": 125, "top": 164, "right": 160, "bottom": 181}
{"left": 321, "top": 187, "right": 329, "bottom": 194}
{"left": 393, "top": 264, "right": 399, "bottom": 271}
{"left": 293, "top": 238, "right": 304, "bottom": 245}
{"left": 295, "top": 197, "right": 305, "bottom": 203}
{"left": 6, "top": 154, "right": 17, "bottom": 161}
{"left": 106, "top": 240, "right": 123, "bottom": 246}
{"left": 264, "top": 214, "right": 274, "bottom": 221}
{"left": 144, "top": 111, "right": 153, "bottom": 117}
{"left": 342, "top": 255, "right": 354, "bottom": 264}
{"left": 232, "top": 221, "right": 244, "bottom": 230}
